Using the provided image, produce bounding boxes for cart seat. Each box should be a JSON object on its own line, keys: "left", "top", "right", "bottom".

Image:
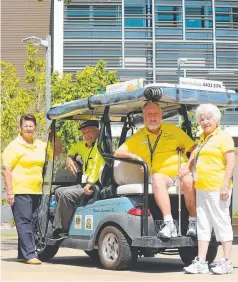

{"left": 114, "top": 160, "right": 180, "bottom": 196}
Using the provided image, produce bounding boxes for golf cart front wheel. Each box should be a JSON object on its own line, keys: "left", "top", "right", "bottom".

{"left": 35, "top": 231, "right": 59, "bottom": 261}
{"left": 98, "top": 226, "right": 138, "bottom": 270}
{"left": 179, "top": 245, "right": 218, "bottom": 265}
{"left": 37, "top": 245, "right": 59, "bottom": 261}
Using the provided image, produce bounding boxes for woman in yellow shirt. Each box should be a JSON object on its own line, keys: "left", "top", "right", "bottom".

{"left": 2, "top": 114, "right": 47, "bottom": 265}
{"left": 181, "top": 104, "right": 235, "bottom": 275}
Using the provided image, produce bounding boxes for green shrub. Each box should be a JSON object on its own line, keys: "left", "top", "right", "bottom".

{"left": 233, "top": 210, "right": 238, "bottom": 218}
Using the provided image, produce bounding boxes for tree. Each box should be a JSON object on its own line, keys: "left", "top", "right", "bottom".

{"left": 1, "top": 45, "right": 118, "bottom": 152}
{"left": 1, "top": 62, "right": 33, "bottom": 150}
{"left": 51, "top": 60, "right": 118, "bottom": 151}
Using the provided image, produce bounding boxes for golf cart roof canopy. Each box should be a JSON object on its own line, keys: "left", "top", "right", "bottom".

{"left": 47, "top": 83, "right": 238, "bottom": 121}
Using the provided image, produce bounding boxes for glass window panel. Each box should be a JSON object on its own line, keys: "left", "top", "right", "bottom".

{"left": 233, "top": 8, "right": 238, "bottom": 22}
{"left": 215, "top": 6, "right": 238, "bottom": 30}
{"left": 215, "top": 1, "right": 238, "bottom": 8}
{"left": 64, "top": 31, "right": 122, "bottom": 38}
{"left": 125, "top": 31, "right": 150, "bottom": 39}
{"left": 185, "top": 1, "right": 213, "bottom": 29}
{"left": 216, "top": 7, "right": 232, "bottom": 22}
{"left": 66, "top": 5, "right": 90, "bottom": 18}
{"left": 125, "top": 4, "right": 147, "bottom": 28}
{"left": 125, "top": 5, "right": 145, "bottom": 15}
{"left": 125, "top": 18, "right": 145, "bottom": 27}
{"left": 186, "top": 31, "right": 213, "bottom": 39}
{"left": 156, "top": 6, "right": 182, "bottom": 22}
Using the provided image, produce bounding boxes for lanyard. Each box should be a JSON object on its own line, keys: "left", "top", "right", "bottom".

{"left": 147, "top": 132, "right": 162, "bottom": 166}
{"left": 85, "top": 141, "right": 96, "bottom": 172}
{"left": 194, "top": 135, "right": 213, "bottom": 167}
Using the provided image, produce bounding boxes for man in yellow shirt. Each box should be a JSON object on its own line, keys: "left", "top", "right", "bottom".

{"left": 53, "top": 120, "right": 104, "bottom": 236}
{"left": 114, "top": 101, "right": 196, "bottom": 239}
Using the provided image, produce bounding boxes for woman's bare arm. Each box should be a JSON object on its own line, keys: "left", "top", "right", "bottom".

{"left": 2, "top": 167, "right": 15, "bottom": 206}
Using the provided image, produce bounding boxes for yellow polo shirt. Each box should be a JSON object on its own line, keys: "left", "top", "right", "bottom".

{"left": 124, "top": 123, "right": 194, "bottom": 177}
{"left": 194, "top": 127, "right": 234, "bottom": 191}
{"left": 67, "top": 140, "right": 104, "bottom": 184}
{"left": 2, "top": 136, "right": 47, "bottom": 194}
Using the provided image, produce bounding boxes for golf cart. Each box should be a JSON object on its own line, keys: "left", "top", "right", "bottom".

{"left": 36, "top": 83, "right": 238, "bottom": 270}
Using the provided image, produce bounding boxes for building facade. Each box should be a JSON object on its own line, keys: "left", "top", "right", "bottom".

{"left": 1, "top": 0, "right": 52, "bottom": 86}
{"left": 54, "top": 0, "right": 238, "bottom": 91}
{"left": 53, "top": 0, "right": 238, "bottom": 210}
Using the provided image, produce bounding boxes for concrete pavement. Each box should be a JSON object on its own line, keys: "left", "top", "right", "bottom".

{"left": 1, "top": 238, "right": 238, "bottom": 281}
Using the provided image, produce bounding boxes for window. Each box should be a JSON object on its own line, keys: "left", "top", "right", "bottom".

{"left": 125, "top": 5, "right": 146, "bottom": 27}
{"left": 216, "top": 7, "right": 231, "bottom": 24}
{"left": 66, "top": 5, "right": 90, "bottom": 19}
{"left": 156, "top": 6, "right": 181, "bottom": 25}
{"left": 233, "top": 8, "right": 238, "bottom": 22}
{"left": 186, "top": 6, "right": 212, "bottom": 28}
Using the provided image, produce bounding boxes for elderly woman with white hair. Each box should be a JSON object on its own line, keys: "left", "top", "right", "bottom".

{"left": 181, "top": 103, "right": 235, "bottom": 275}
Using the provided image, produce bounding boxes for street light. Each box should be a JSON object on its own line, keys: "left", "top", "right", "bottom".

{"left": 22, "top": 35, "right": 51, "bottom": 134}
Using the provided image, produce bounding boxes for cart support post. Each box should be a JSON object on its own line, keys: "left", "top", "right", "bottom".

{"left": 177, "top": 147, "right": 184, "bottom": 237}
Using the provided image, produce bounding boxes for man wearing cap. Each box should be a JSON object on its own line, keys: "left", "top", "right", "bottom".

{"left": 52, "top": 120, "right": 104, "bottom": 236}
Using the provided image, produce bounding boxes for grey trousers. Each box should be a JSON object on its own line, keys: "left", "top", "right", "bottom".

{"left": 53, "top": 185, "right": 84, "bottom": 231}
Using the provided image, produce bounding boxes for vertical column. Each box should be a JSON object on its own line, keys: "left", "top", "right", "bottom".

{"left": 212, "top": 0, "right": 217, "bottom": 68}
{"left": 152, "top": 0, "right": 156, "bottom": 82}
{"left": 182, "top": 0, "right": 186, "bottom": 40}
{"left": 122, "top": 0, "right": 125, "bottom": 68}
{"left": 45, "top": 35, "right": 51, "bottom": 133}
{"left": 53, "top": 0, "right": 64, "bottom": 74}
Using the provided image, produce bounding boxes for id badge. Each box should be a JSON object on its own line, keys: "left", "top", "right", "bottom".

{"left": 193, "top": 170, "right": 199, "bottom": 181}
{"left": 82, "top": 174, "right": 87, "bottom": 183}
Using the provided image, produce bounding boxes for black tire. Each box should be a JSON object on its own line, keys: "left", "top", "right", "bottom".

{"left": 98, "top": 226, "right": 138, "bottom": 270}
{"left": 35, "top": 231, "right": 59, "bottom": 261}
{"left": 179, "top": 245, "right": 218, "bottom": 265}
{"left": 84, "top": 250, "right": 99, "bottom": 261}
{"left": 37, "top": 245, "right": 59, "bottom": 261}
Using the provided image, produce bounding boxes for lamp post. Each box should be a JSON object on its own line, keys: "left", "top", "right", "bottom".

{"left": 22, "top": 35, "right": 51, "bottom": 134}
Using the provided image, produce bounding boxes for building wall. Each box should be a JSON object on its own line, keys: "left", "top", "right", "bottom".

{"left": 1, "top": 0, "right": 52, "bottom": 86}
{"left": 60, "top": 0, "right": 238, "bottom": 90}
{"left": 57, "top": 0, "right": 238, "bottom": 210}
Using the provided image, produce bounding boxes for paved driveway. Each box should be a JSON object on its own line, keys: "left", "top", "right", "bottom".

{"left": 1, "top": 238, "right": 238, "bottom": 281}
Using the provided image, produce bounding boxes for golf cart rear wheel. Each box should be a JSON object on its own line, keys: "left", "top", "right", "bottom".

{"left": 179, "top": 245, "right": 218, "bottom": 265}
{"left": 98, "top": 226, "right": 138, "bottom": 270}
{"left": 84, "top": 250, "right": 99, "bottom": 261}
{"left": 37, "top": 245, "right": 59, "bottom": 261}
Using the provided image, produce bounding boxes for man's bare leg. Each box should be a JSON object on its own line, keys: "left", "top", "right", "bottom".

{"left": 181, "top": 174, "right": 197, "bottom": 236}
{"left": 181, "top": 174, "right": 196, "bottom": 217}
{"left": 152, "top": 173, "right": 173, "bottom": 216}
{"left": 152, "top": 173, "right": 177, "bottom": 238}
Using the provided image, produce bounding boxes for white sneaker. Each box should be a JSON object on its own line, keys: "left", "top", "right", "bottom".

{"left": 157, "top": 221, "right": 178, "bottom": 239}
{"left": 186, "top": 220, "right": 196, "bottom": 237}
{"left": 210, "top": 258, "right": 233, "bottom": 274}
{"left": 184, "top": 256, "right": 209, "bottom": 274}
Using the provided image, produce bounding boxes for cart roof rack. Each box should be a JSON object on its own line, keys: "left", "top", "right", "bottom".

{"left": 47, "top": 83, "right": 238, "bottom": 121}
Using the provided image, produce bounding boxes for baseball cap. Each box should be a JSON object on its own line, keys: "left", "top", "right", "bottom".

{"left": 78, "top": 120, "right": 99, "bottom": 130}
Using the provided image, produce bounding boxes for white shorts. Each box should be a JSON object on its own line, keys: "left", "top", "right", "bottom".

{"left": 196, "top": 189, "right": 233, "bottom": 242}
